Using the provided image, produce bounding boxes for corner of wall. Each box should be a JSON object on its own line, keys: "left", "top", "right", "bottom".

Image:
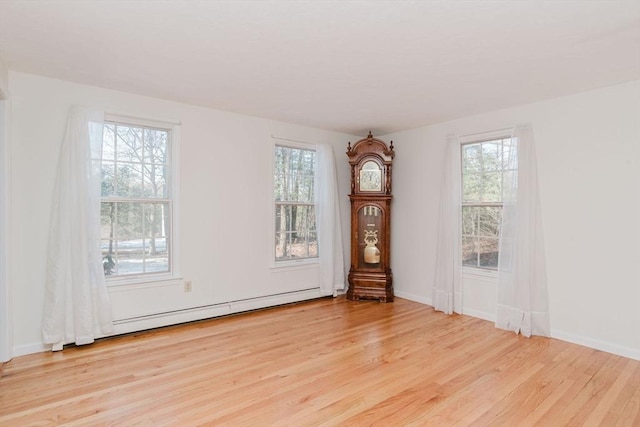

{"left": 0, "top": 71, "right": 12, "bottom": 362}
{"left": 0, "top": 59, "right": 8, "bottom": 97}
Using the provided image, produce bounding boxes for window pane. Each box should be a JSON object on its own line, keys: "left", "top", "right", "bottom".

{"left": 144, "top": 237, "right": 169, "bottom": 273}
{"left": 478, "top": 207, "right": 501, "bottom": 237}
{"left": 462, "top": 236, "right": 477, "bottom": 267}
{"left": 101, "top": 202, "right": 115, "bottom": 240}
{"left": 463, "top": 144, "right": 482, "bottom": 173}
{"left": 116, "top": 163, "right": 143, "bottom": 198}
{"left": 116, "top": 126, "right": 143, "bottom": 162}
{"left": 143, "top": 164, "right": 168, "bottom": 198}
{"left": 116, "top": 240, "right": 145, "bottom": 275}
{"left": 101, "top": 240, "right": 116, "bottom": 276}
{"left": 283, "top": 205, "right": 293, "bottom": 232}
{"left": 482, "top": 171, "right": 502, "bottom": 203}
{"left": 308, "top": 206, "right": 317, "bottom": 232}
{"left": 144, "top": 128, "right": 168, "bottom": 164}
{"left": 102, "top": 124, "right": 116, "bottom": 161}
{"left": 481, "top": 141, "right": 501, "bottom": 171}
{"left": 276, "top": 231, "right": 293, "bottom": 260}
{"left": 297, "top": 173, "right": 314, "bottom": 202}
{"left": 275, "top": 206, "right": 290, "bottom": 259}
{"left": 101, "top": 161, "right": 115, "bottom": 197}
{"left": 308, "top": 232, "right": 318, "bottom": 257}
{"left": 462, "top": 207, "right": 476, "bottom": 236}
{"left": 144, "top": 203, "right": 169, "bottom": 237}
{"left": 274, "top": 173, "right": 285, "bottom": 201}
{"left": 296, "top": 205, "right": 310, "bottom": 233}
{"left": 280, "top": 172, "right": 314, "bottom": 202}
{"left": 275, "top": 205, "right": 283, "bottom": 232}
{"left": 478, "top": 237, "right": 499, "bottom": 268}
{"left": 290, "top": 234, "right": 308, "bottom": 258}
{"left": 116, "top": 203, "right": 143, "bottom": 240}
{"left": 275, "top": 231, "right": 287, "bottom": 260}
{"left": 274, "top": 145, "right": 315, "bottom": 203}
{"left": 463, "top": 172, "right": 481, "bottom": 203}
{"left": 273, "top": 204, "right": 316, "bottom": 260}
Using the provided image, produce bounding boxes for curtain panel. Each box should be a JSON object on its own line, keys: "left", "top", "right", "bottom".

{"left": 42, "top": 106, "right": 113, "bottom": 348}
{"left": 433, "top": 126, "right": 550, "bottom": 337}
{"left": 315, "top": 143, "right": 346, "bottom": 296}
{"left": 496, "top": 124, "right": 550, "bottom": 337}
{"left": 433, "top": 135, "right": 462, "bottom": 314}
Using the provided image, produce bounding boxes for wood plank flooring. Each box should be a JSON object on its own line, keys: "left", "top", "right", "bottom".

{"left": 1, "top": 297, "right": 638, "bottom": 426}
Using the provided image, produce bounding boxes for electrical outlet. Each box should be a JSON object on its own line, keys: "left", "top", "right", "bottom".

{"left": 184, "top": 280, "right": 192, "bottom": 292}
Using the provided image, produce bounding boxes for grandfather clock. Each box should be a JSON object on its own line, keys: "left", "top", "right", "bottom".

{"left": 346, "top": 132, "right": 395, "bottom": 302}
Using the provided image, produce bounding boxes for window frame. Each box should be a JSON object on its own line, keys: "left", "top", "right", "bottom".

{"left": 271, "top": 139, "right": 319, "bottom": 269}
{"left": 101, "top": 114, "right": 181, "bottom": 287}
{"left": 460, "top": 134, "right": 513, "bottom": 272}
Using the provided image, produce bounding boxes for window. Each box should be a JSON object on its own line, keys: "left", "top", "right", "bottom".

{"left": 273, "top": 144, "right": 317, "bottom": 262}
{"left": 100, "top": 119, "right": 175, "bottom": 279}
{"left": 461, "top": 137, "right": 514, "bottom": 269}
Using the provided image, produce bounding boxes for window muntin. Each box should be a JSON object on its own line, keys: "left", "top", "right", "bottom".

{"left": 100, "top": 121, "right": 172, "bottom": 277}
{"left": 274, "top": 144, "right": 317, "bottom": 262}
{"left": 461, "top": 137, "right": 513, "bottom": 269}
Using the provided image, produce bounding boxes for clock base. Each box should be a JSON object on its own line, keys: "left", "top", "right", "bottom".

{"left": 347, "top": 269, "right": 394, "bottom": 302}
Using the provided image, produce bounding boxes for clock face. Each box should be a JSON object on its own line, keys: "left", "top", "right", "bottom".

{"left": 359, "top": 160, "right": 382, "bottom": 192}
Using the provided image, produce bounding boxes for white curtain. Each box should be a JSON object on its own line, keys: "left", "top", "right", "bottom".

{"left": 433, "top": 135, "right": 462, "bottom": 314}
{"left": 315, "top": 143, "right": 346, "bottom": 296}
{"left": 496, "top": 124, "right": 550, "bottom": 337}
{"left": 42, "top": 106, "right": 113, "bottom": 348}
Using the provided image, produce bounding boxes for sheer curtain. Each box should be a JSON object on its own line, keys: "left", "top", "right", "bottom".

{"left": 496, "top": 124, "right": 550, "bottom": 337}
{"left": 42, "top": 106, "right": 113, "bottom": 349}
{"left": 433, "top": 135, "right": 462, "bottom": 314}
{"left": 315, "top": 143, "right": 346, "bottom": 296}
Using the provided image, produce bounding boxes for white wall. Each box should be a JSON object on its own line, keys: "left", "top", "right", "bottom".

{"left": 8, "top": 71, "right": 354, "bottom": 355}
{"left": 0, "top": 58, "right": 11, "bottom": 361}
{"left": 387, "top": 80, "right": 640, "bottom": 360}
{"left": 0, "top": 58, "right": 7, "bottom": 95}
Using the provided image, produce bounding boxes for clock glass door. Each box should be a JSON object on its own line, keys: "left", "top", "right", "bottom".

{"left": 357, "top": 205, "right": 383, "bottom": 269}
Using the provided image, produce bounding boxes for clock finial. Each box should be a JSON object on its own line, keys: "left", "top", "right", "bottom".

{"left": 367, "top": 131, "right": 373, "bottom": 139}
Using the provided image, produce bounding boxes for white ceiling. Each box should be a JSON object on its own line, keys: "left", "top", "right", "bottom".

{"left": 1, "top": 1, "right": 639, "bottom": 136}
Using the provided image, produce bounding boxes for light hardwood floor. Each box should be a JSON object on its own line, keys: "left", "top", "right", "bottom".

{"left": 1, "top": 297, "right": 638, "bottom": 426}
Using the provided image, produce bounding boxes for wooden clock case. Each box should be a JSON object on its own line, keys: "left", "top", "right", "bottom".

{"left": 346, "top": 132, "right": 395, "bottom": 302}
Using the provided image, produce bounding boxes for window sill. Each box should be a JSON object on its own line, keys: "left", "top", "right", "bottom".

{"left": 270, "top": 258, "right": 319, "bottom": 271}
{"left": 106, "top": 273, "right": 183, "bottom": 289}
{"left": 462, "top": 266, "right": 498, "bottom": 281}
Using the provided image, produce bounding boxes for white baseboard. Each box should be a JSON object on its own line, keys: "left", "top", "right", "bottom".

{"left": 394, "top": 290, "right": 638, "bottom": 361}
{"left": 551, "top": 329, "right": 640, "bottom": 361}
{"left": 461, "top": 307, "right": 495, "bottom": 323}
{"left": 394, "top": 290, "right": 432, "bottom": 306}
{"left": 13, "top": 288, "right": 324, "bottom": 358}
{"left": 395, "top": 290, "right": 495, "bottom": 322}
{"left": 13, "top": 342, "right": 51, "bottom": 358}
{"left": 112, "top": 287, "right": 324, "bottom": 335}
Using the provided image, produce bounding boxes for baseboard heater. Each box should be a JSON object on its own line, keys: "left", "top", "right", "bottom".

{"left": 111, "top": 288, "right": 324, "bottom": 336}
